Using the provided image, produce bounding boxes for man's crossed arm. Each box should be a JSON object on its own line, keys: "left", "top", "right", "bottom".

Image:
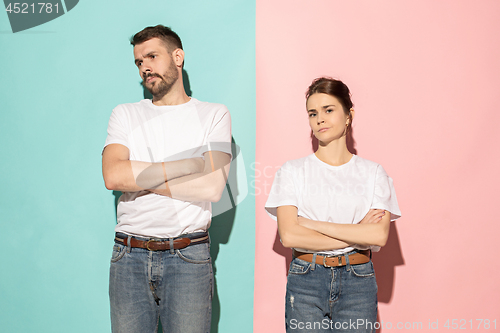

{"left": 102, "top": 143, "right": 231, "bottom": 202}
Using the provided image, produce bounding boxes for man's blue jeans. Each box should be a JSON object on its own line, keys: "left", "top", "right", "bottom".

{"left": 285, "top": 252, "right": 378, "bottom": 332}
{"left": 109, "top": 232, "right": 213, "bottom": 333}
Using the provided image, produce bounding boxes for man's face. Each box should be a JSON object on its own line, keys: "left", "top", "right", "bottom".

{"left": 133, "top": 38, "right": 179, "bottom": 99}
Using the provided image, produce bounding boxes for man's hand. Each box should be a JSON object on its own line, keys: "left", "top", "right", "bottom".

{"left": 188, "top": 157, "right": 205, "bottom": 175}
{"left": 150, "top": 150, "right": 231, "bottom": 202}
{"left": 102, "top": 143, "right": 208, "bottom": 192}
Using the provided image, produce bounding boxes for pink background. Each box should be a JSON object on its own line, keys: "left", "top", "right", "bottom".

{"left": 255, "top": 0, "right": 500, "bottom": 331}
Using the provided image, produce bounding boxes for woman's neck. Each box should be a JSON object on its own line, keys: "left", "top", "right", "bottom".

{"left": 315, "top": 138, "right": 352, "bottom": 166}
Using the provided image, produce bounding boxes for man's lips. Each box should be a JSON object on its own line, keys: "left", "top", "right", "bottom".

{"left": 144, "top": 74, "right": 161, "bottom": 83}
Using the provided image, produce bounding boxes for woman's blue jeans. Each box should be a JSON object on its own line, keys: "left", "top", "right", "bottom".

{"left": 109, "top": 233, "right": 213, "bottom": 333}
{"left": 285, "top": 252, "right": 378, "bottom": 332}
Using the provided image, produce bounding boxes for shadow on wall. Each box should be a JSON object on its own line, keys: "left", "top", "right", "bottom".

{"left": 273, "top": 128, "right": 361, "bottom": 275}
{"left": 272, "top": 127, "right": 405, "bottom": 331}
{"left": 208, "top": 136, "right": 240, "bottom": 333}
{"left": 157, "top": 138, "right": 240, "bottom": 333}
{"left": 126, "top": 69, "right": 236, "bottom": 333}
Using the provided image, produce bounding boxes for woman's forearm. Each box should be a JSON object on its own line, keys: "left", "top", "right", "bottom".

{"left": 277, "top": 206, "right": 351, "bottom": 251}
{"left": 298, "top": 213, "right": 391, "bottom": 247}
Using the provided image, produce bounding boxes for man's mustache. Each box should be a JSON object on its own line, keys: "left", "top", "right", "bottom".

{"left": 142, "top": 73, "right": 163, "bottom": 82}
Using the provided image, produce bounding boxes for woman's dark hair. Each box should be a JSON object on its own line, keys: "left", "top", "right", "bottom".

{"left": 131, "top": 25, "right": 183, "bottom": 52}
{"left": 306, "top": 77, "right": 354, "bottom": 134}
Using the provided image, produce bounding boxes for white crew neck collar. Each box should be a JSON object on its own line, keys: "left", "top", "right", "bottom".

{"left": 145, "top": 97, "right": 195, "bottom": 108}
{"left": 311, "top": 153, "right": 356, "bottom": 168}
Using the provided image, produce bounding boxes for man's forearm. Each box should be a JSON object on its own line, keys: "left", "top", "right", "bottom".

{"left": 150, "top": 161, "right": 230, "bottom": 202}
{"left": 150, "top": 151, "right": 231, "bottom": 202}
{"left": 104, "top": 158, "right": 201, "bottom": 192}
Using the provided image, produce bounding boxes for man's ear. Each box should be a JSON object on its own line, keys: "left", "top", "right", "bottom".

{"left": 172, "top": 48, "right": 185, "bottom": 68}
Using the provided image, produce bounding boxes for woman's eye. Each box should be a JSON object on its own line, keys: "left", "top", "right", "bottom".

{"left": 326, "top": 109, "right": 333, "bottom": 113}
{"left": 309, "top": 113, "right": 316, "bottom": 117}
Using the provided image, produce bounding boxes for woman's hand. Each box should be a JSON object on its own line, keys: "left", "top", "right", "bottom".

{"left": 359, "top": 209, "right": 386, "bottom": 224}
{"left": 277, "top": 206, "right": 351, "bottom": 250}
{"left": 293, "top": 209, "right": 390, "bottom": 247}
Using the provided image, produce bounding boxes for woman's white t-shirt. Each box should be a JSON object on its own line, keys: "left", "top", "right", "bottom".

{"left": 265, "top": 154, "right": 401, "bottom": 256}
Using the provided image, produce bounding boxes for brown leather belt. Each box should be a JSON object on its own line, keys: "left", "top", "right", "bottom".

{"left": 293, "top": 249, "right": 371, "bottom": 267}
{"left": 114, "top": 232, "right": 209, "bottom": 251}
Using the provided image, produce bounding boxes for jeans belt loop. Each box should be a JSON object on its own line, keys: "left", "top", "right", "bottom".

{"left": 311, "top": 253, "right": 317, "bottom": 271}
{"left": 344, "top": 253, "right": 351, "bottom": 271}
{"left": 169, "top": 238, "right": 175, "bottom": 254}
{"left": 126, "top": 235, "right": 132, "bottom": 254}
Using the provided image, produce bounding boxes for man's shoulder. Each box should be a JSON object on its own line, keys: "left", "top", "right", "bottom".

{"left": 190, "top": 98, "right": 229, "bottom": 114}
{"left": 113, "top": 99, "right": 150, "bottom": 111}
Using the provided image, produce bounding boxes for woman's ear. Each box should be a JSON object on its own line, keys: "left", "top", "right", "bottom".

{"left": 349, "top": 108, "right": 355, "bottom": 122}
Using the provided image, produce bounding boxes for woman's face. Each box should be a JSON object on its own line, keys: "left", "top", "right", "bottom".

{"left": 306, "top": 93, "right": 349, "bottom": 144}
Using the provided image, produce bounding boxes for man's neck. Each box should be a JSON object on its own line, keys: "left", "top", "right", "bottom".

{"left": 152, "top": 83, "right": 190, "bottom": 106}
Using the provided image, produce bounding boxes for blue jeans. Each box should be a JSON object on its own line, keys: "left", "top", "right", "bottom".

{"left": 109, "top": 233, "right": 213, "bottom": 333}
{"left": 285, "top": 252, "right": 378, "bottom": 333}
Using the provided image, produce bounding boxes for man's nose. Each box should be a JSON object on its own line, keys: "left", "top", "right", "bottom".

{"left": 141, "top": 67, "right": 151, "bottom": 78}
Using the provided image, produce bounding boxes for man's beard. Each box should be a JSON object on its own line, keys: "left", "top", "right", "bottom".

{"left": 142, "top": 61, "right": 179, "bottom": 100}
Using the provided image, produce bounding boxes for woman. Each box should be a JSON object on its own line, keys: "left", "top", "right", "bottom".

{"left": 265, "top": 77, "right": 401, "bottom": 332}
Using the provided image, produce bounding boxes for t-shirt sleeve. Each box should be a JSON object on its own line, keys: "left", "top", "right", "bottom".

{"left": 103, "top": 106, "right": 130, "bottom": 153}
{"left": 265, "top": 164, "right": 298, "bottom": 221}
{"left": 203, "top": 105, "right": 232, "bottom": 158}
{"left": 371, "top": 165, "right": 401, "bottom": 221}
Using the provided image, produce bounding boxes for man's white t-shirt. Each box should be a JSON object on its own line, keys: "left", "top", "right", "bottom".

{"left": 104, "top": 98, "right": 232, "bottom": 238}
{"left": 265, "top": 154, "right": 401, "bottom": 256}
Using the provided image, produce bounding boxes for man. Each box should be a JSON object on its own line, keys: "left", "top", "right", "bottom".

{"left": 102, "top": 25, "right": 231, "bottom": 333}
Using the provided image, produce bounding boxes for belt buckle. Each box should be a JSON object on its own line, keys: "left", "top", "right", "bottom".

{"left": 146, "top": 238, "right": 162, "bottom": 251}
{"left": 323, "top": 255, "right": 333, "bottom": 268}
{"left": 323, "top": 255, "right": 342, "bottom": 267}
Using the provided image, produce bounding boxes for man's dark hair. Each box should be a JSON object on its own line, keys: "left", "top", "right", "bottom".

{"left": 131, "top": 25, "right": 183, "bottom": 52}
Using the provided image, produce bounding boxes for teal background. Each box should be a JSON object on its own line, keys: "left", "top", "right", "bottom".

{"left": 0, "top": 1, "right": 255, "bottom": 332}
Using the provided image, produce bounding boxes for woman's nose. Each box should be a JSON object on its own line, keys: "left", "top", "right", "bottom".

{"left": 316, "top": 113, "right": 324, "bottom": 124}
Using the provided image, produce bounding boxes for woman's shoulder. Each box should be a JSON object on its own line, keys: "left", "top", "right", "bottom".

{"left": 353, "top": 155, "right": 391, "bottom": 178}
{"left": 353, "top": 155, "right": 380, "bottom": 168}
{"left": 280, "top": 154, "right": 315, "bottom": 170}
